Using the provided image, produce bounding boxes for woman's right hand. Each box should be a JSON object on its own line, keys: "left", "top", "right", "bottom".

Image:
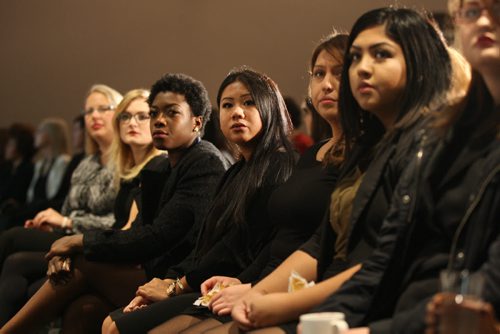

{"left": 123, "top": 295, "right": 151, "bottom": 313}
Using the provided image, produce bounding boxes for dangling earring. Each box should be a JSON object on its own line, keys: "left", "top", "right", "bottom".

{"left": 193, "top": 127, "right": 199, "bottom": 133}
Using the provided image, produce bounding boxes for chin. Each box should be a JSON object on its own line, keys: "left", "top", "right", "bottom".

{"left": 153, "top": 139, "right": 168, "bottom": 150}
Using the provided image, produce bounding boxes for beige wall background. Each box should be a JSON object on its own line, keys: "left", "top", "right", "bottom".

{"left": 0, "top": 0, "right": 447, "bottom": 128}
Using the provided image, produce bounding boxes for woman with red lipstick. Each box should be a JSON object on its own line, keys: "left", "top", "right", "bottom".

{"left": 298, "top": 2, "right": 500, "bottom": 333}
{"left": 221, "top": 8, "right": 457, "bottom": 334}
{"left": 1, "top": 74, "right": 228, "bottom": 333}
{"left": 0, "top": 88, "right": 162, "bottom": 327}
{"left": 99, "top": 67, "right": 296, "bottom": 334}
{"left": 0, "top": 84, "right": 122, "bottom": 271}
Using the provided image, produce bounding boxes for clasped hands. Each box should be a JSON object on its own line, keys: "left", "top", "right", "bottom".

{"left": 44, "top": 234, "right": 84, "bottom": 285}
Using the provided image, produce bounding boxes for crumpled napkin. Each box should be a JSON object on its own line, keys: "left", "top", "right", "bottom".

{"left": 288, "top": 270, "right": 315, "bottom": 292}
{"left": 193, "top": 282, "right": 227, "bottom": 307}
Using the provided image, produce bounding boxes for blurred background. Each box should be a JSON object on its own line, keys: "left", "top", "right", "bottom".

{"left": 0, "top": 0, "right": 448, "bottom": 127}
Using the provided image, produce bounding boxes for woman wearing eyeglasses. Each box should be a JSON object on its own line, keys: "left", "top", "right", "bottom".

{"left": 0, "top": 85, "right": 123, "bottom": 324}
{"left": 0, "top": 88, "right": 166, "bottom": 327}
{"left": 308, "top": 1, "right": 500, "bottom": 333}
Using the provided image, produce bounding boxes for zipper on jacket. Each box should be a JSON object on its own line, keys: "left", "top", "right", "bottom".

{"left": 405, "top": 130, "right": 427, "bottom": 224}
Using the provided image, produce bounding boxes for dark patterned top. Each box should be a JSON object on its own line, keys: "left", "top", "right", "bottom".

{"left": 61, "top": 154, "right": 117, "bottom": 234}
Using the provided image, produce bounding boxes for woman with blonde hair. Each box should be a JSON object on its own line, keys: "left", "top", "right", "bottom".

{"left": 0, "top": 87, "right": 164, "bottom": 327}
{"left": 108, "top": 89, "right": 161, "bottom": 183}
{"left": 0, "top": 84, "right": 121, "bottom": 326}
{"left": 105, "top": 88, "right": 162, "bottom": 229}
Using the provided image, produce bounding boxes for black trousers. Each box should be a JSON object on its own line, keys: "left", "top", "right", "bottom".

{"left": 0, "top": 226, "right": 65, "bottom": 268}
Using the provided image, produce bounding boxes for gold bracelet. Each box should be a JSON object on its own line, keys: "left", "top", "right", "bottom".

{"left": 166, "top": 281, "right": 177, "bottom": 297}
{"left": 175, "top": 278, "right": 185, "bottom": 294}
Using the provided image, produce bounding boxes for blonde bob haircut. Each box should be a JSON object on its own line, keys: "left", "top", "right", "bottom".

{"left": 84, "top": 84, "right": 123, "bottom": 155}
{"left": 107, "top": 88, "right": 161, "bottom": 186}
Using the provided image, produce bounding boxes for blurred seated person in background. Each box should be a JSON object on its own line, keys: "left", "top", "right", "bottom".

{"left": 285, "top": 96, "right": 313, "bottom": 155}
{"left": 0, "top": 118, "right": 71, "bottom": 230}
{"left": 0, "top": 123, "right": 35, "bottom": 224}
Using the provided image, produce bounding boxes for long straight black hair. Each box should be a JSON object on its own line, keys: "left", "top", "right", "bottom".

{"left": 339, "top": 7, "right": 452, "bottom": 158}
{"left": 197, "top": 67, "right": 296, "bottom": 253}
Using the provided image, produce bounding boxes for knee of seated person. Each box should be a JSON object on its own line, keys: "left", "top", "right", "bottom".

{"left": 102, "top": 316, "right": 119, "bottom": 334}
{"left": 1, "top": 226, "right": 23, "bottom": 243}
{"left": 70, "top": 253, "right": 93, "bottom": 275}
{"left": 65, "top": 295, "right": 107, "bottom": 318}
{"left": 2, "top": 253, "right": 27, "bottom": 271}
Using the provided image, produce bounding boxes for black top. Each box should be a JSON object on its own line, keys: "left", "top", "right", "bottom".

{"left": 111, "top": 175, "right": 141, "bottom": 230}
{"left": 238, "top": 141, "right": 340, "bottom": 282}
{"left": 301, "top": 120, "right": 422, "bottom": 281}
{"left": 82, "top": 140, "right": 228, "bottom": 279}
{"left": 166, "top": 152, "right": 293, "bottom": 290}
{"left": 0, "top": 158, "right": 34, "bottom": 209}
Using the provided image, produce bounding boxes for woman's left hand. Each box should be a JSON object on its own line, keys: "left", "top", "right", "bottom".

{"left": 209, "top": 283, "right": 252, "bottom": 316}
{"left": 136, "top": 278, "right": 175, "bottom": 303}
{"left": 47, "top": 256, "right": 72, "bottom": 285}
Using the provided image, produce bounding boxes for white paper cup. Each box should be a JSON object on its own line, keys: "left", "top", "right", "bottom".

{"left": 300, "top": 312, "right": 349, "bottom": 334}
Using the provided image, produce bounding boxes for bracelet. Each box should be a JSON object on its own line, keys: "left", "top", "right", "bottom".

{"left": 175, "top": 278, "right": 185, "bottom": 293}
{"left": 166, "top": 281, "right": 177, "bottom": 297}
{"left": 165, "top": 278, "right": 185, "bottom": 298}
{"left": 61, "top": 216, "right": 69, "bottom": 229}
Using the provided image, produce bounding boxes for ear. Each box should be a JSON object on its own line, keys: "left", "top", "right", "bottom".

{"left": 193, "top": 116, "right": 203, "bottom": 132}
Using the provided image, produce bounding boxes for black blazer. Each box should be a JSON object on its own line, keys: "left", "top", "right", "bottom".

{"left": 165, "top": 152, "right": 292, "bottom": 289}
{"left": 83, "top": 140, "right": 228, "bottom": 279}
